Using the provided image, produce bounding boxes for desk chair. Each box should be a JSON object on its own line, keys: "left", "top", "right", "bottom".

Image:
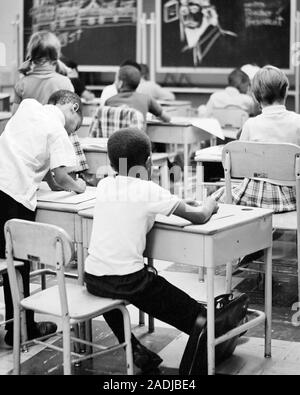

{"left": 222, "top": 141, "right": 300, "bottom": 297}
{"left": 5, "top": 220, "right": 133, "bottom": 375}
{"left": 211, "top": 105, "right": 249, "bottom": 140}
{"left": 89, "top": 105, "right": 145, "bottom": 138}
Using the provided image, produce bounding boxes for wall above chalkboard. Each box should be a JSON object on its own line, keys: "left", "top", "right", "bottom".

{"left": 156, "top": 0, "right": 296, "bottom": 73}
{"left": 23, "top": 0, "right": 141, "bottom": 71}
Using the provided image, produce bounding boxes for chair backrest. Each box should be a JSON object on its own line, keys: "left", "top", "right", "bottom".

{"left": 212, "top": 105, "right": 249, "bottom": 129}
{"left": 222, "top": 141, "right": 300, "bottom": 205}
{"left": 89, "top": 105, "right": 145, "bottom": 138}
{"left": 5, "top": 220, "right": 74, "bottom": 314}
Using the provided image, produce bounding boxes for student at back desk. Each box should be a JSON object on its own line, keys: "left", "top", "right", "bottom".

{"left": 83, "top": 128, "right": 231, "bottom": 373}
{"left": 0, "top": 90, "right": 86, "bottom": 347}
{"left": 105, "top": 65, "right": 171, "bottom": 130}
{"left": 212, "top": 65, "right": 299, "bottom": 213}
{"left": 138, "top": 64, "right": 176, "bottom": 102}
{"left": 12, "top": 30, "right": 89, "bottom": 179}
{"left": 204, "top": 68, "right": 256, "bottom": 117}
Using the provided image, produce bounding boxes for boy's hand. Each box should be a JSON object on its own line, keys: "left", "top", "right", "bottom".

{"left": 75, "top": 178, "right": 87, "bottom": 194}
{"left": 204, "top": 197, "right": 219, "bottom": 214}
{"left": 184, "top": 198, "right": 201, "bottom": 207}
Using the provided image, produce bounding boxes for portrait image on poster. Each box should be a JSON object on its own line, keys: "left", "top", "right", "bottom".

{"left": 157, "top": 0, "right": 295, "bottom": 73}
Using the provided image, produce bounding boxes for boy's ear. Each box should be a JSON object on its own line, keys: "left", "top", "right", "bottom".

{"left": 146, "top": 156, "right": 152, "bottom": 167}
{"left": 116, "top": 79, "right": 123, "bottom": 90}
{"left": 72, "top": 103, "right": 79, "bottom": 114}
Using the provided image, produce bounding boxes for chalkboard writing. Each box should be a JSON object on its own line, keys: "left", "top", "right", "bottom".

{"left": 156, "top": 0, "right": 295, "bottom": 73}
{"left": 23, "top": 0, "right": 139, "bottom": 69}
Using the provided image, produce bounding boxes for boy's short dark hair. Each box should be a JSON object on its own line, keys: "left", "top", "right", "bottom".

{"left": 120, "top": 59, "right": 142, "bottom": 72}
{"left": 118, "top": 65, "right": 141, "bottom": 91}
{"left": 48, "top": 90, "right": 83, "bottom": 120}
{"left": 228, "top": 68, "right": 250, "bottom": 93}
{"left": 140, "top": 63, "right": 149, "bottom": 80}
{"left": 108, "top": 128, "right": 151, "bottom": 173}
{"left": 252, "top": 65, "right": 289, "bottom": 105}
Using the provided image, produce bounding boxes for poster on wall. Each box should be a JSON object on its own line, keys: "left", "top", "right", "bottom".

{"left": 23, "top": 0, "right": 140, "bottom": 71}
{"left": 156, "top": 0, "right": 296, "bottom": 73}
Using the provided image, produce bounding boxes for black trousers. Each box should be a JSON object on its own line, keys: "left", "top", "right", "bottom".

{"left": 85, "top": 267, "right": 206, "bottom": 344}
{"left": 0, "top": 190, "right": 36, "bottom": 335}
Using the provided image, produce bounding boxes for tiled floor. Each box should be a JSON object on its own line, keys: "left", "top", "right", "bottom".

{"left": 0, "top": 230, "right": 300, "bottom": 375}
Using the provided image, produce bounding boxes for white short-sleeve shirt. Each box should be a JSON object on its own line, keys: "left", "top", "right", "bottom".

{"left": 0, "top": 99, "right": 77, "bottom": 211}
{"left": 85, "top": 176, "right": 181, "bottom": 276}
{"left": 240, "top": 105, "right": 300, "bottom": 185}
{"left": 240, "top": 105, "right": 300, "bottom": 145}
{"left": 206, "top": 87, "right": 255, "bottom": 116}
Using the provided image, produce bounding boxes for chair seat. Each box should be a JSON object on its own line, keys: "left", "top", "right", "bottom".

{"left": 21, "top": 283, "right": 127, "bottom": 322}
{"left": 273, "top": 211, "right": 297, "bottom": 231}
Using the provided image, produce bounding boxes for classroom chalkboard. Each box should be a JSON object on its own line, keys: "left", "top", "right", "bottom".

{"left": 23, "top": 0, "right": 139, "bottom": 70}
{"left": 156, "top": 0, "right": 296, "bottom": 73}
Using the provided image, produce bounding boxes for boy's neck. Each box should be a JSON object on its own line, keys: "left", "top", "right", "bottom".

{"left": 119, "top": 88, "right": 135, "bottom": 93}
{"left": 261, "top": 100, "right": 286, "bottom": 108}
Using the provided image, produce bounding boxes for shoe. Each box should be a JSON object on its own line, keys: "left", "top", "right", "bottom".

{"left": 133, "top": 342, "right": 163, "bottom": 372}
{"left": 32, "top": 321, "right": 57, "bottom": 339}
{"left": 4, "top": 321, "right": 57, "bottom": 347}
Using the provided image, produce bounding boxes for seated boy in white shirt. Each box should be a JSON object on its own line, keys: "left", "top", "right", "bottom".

{"left": 205, "top": 68, "right": 256, "bottom": 117}
{"left": 0, "top": 90, "right": 86, "bottom": 346}
{"left": 84, "top": 128, "right": 219, "bottom": 372}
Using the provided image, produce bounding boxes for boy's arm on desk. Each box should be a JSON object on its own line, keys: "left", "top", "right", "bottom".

{"left": 172, "top": 198, "right": 219, "bottom": 225}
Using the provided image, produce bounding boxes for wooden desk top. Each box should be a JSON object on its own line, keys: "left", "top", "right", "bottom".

{"left": 0, "top": 93, "right": 10, "bottom": 100}
{"left": 82, "top": 117, "right": 93, "bottom": 126}
{"left": 148, "top": 117, "right": 224, "bottom": 141}
{"left": 79, "top": 204, "right": 273, "bottom": 236}
{"left": 37, "top": 186, "right": 96, "bottom": 213}
{"left": 0, "top": 112, "right": 11, "bottom": 121}
{"left": 82, "top": 98, "right": 101, "bottom": 105}
{"left": 195, "top": 145, "right": 223, "bottom": 163}
{"left": 79, "top": 137, "right": 108, "bottom": 152}
{"left": 158, "top": 100, "right": 191, "bottom": 107}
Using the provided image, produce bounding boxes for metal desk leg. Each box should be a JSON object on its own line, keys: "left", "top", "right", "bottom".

{"left": 206, "top": 266, "right": 215, "bottom": 375}
{"left": 139, "top": 311, "right": 145, "bottom": 327}
{"left": 148, "top": 258, "right": 155, "bottom": 333}
{"left": 160, "top": 163, "right": 170, "bottom": 191}
{"left": 184, "top": 143, "right": 189, "bottom": 198}
{"left": 77, "top": 242, "right": 84, "bottom": 286}
{"left": 196, "top": 162, "right": 205, "bottom": 202}
{"left": 225, "top": 262, "right": 233, "bottom": 294}
{"left": 264, "top": 246, "right": 272, "bottom": 358}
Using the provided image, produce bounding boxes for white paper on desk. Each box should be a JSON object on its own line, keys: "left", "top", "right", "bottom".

{"left": 37, "top": 189, "right": 96, "bottom": 204}
{"left": 195, "top": 145, "right": 224, "bottom": 159}
{"left": 171, "top": 117, "right": 224, "bottom": 140}
{"left": 79, "top": 137, "right": 108, "bottom": 150}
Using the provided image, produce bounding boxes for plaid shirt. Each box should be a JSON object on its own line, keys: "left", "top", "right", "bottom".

{"left": 89, "top": 106, "right": 145, "bottom": 138}
{"left": 212, "top": 178, "right": 296, "bottom": 213}
{"left": 69, "top": 131, "right": 89, "bottom": 172}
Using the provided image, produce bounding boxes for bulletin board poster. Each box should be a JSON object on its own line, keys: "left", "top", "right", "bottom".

{"left": 23, "top": 0, "right": 140, "bottom": 71}
{"left": 156, "top": 0, "right": 296, "bottom": 73}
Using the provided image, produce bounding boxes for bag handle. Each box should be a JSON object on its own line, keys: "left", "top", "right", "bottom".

{"left": 215, "top": 293, "right": 234, "bottom": 309}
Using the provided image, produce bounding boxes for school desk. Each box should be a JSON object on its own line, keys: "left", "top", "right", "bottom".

{"left": 80, "top": 137, "right": 170, "bottom": 189}
{"left": 0, "top": 93, "right": 10, "bottom": 112}
{"left": 147, "top": 117, "right": 223, "bottom": 197}
{"left": 78, "top": 204, "right": 273, "bottom": 375}
{"left": 36, "top": 185, "right": 97, "bottom": 285}
{"left": 80, "top": 137, "right": 111, "bottom": 178}
{"left": 77, "top": 117, "right": 93, "bottom": 138}
{"left": 158, "top": 100, "right": 192, "bottom": 117}
{"left": 195, "top": 145, "right": 224, "bottom": 200}
{"left": 82, "top": 98, "right": 101, "bottom": 117}
{"left": 0, "top": 112, "right": 11, "bottom": 135}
